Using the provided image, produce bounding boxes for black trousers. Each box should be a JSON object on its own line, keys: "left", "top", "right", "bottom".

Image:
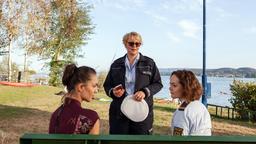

{"left": 109, "top": 112, "right": 153, "bottom": 135}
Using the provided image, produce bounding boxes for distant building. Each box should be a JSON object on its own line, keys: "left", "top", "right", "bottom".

{"left": 30, "top": 73, "right": 49, "bottom": 85}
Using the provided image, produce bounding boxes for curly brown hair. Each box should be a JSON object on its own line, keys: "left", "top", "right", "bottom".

{"left": 171, "top": 70, "right": 202, "bottom": 102}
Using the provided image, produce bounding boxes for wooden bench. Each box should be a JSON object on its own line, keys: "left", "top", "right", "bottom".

{"left": 20, "top": 133, "right": 256, "bottom": 144}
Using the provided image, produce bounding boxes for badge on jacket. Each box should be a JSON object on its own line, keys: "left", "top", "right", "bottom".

{"left": 142, "top": 71, "right": 152, "bottom": 76}
{"left": 173, "top": 127, "right": 183, "bottom": 135}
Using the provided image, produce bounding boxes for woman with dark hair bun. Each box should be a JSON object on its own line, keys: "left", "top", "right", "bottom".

{"left": 169, "top": 70, "right": 211, "bottom": 136}
{"left": 49, "top": 64, "right": 100, "bottom": 134}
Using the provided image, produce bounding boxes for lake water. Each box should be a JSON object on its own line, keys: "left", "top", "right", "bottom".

{"left": 155, "top": 76, "right": 256, "bottom": 107}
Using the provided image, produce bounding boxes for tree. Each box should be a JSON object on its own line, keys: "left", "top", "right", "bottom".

{"left": 26, "top": 0, "right": 94, "bottom": 86}
{"left": 0, "top": 18, "right": 8, "bottom": 49}
{"left": 0, "top": 56, "right": 20, "bottom": 82}
{"left": 19, "top": 0, "right": 51, "bottom": 82}
{"left": 0, "top": 0, "right": 24, "bottom": 81}
{"left": 0, "top": 0, "right": 94, "bottom": 85}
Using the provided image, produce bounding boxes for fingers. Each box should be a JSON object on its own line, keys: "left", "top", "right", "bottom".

{"left": 113, "top": 88, "right": 125, "bottom": 97}
{"left": 113, "top": 84, "right": 125, "bottom": 97}
{"left": 133, "top": 91, "right": 145, "bottom": 101}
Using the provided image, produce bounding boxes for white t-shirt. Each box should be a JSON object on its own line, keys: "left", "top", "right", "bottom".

{"left": 170, "top": 100, "right": 212, "bottom": 136}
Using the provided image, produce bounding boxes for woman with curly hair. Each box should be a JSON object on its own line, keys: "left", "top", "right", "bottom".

{"left": 169, "top": 70, "right": 211, "bottom": 136}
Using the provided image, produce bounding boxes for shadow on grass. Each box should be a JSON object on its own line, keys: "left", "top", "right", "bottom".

{"left": 98, "top": 118, "right": 171, "bottom": 135}
{"left": 0, "top": 104, "right": 52, "bottom": 144}
{"left": 153, "top": 105, "right": 176, "bottom": 113}
{"left": 0, "top": 104, "right": 51, "bottom": 119}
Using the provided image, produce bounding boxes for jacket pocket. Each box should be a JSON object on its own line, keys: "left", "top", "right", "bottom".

{"left": 137, "top": 66, "right": 152, "bottom": 76}
{"left": 137, "top": 66, "right": 151, "bottom": 84}
{"left": 141, "top": 71, "right": 152, "bottom": 76}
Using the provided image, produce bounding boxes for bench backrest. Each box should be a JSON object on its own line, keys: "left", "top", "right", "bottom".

{"left": 20, "top": 134, "right": 256, "bottom": 144}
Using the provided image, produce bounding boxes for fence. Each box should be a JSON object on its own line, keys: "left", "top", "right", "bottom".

{"left": 208, "top": 104, "right": 236, "bottom": 119}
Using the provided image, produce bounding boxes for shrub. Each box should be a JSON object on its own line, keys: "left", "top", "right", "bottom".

{"left": 229, "top": 80, "right": 256, "bottom": 122}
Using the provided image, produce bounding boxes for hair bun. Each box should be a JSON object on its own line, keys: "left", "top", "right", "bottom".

{"left": 62, "top": 64, "right": 77, "bottom": 86}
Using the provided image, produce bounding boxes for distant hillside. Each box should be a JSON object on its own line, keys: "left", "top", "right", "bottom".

{"left": 159, "top": 67, "right": 256, "bottom": 78}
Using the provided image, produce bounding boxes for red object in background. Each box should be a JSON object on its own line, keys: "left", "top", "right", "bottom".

{"left": 0, "top": 81, "right": 36, "bottom": 87}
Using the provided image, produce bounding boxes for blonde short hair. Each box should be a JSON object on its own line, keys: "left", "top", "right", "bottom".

{"left": 122, "top": 32, "right": 142, "bottom": 45}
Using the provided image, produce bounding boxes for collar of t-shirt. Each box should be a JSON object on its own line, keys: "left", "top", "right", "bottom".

{"left": 64, "top": 97, "right": 82, "bottom": 109}
{"left": 125, "top": 54, "right": 140, "bottom": 95}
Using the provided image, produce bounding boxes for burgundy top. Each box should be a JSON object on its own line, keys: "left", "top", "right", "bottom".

{"left": 49, "top": 98, "right": 99, "bottom": 134}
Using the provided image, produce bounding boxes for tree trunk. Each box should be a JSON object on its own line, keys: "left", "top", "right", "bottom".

{"left": 23, "top": 51, "right": 27, "bottom": 82}
{"left": 7, "top": 39, "right": 12, "bottom": 82}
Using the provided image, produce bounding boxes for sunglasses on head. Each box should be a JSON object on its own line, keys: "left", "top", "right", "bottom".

{"left": 127, "top": 42, "right": 141, "bottom": 47}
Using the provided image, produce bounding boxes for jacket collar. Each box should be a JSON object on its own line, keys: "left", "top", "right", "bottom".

{"left": 116, "top": 53, "right": 146, "bottom": 64}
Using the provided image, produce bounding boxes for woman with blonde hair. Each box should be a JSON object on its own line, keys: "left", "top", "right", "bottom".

{"left": 104, "top": 31, "right": 163, "bottom": 134}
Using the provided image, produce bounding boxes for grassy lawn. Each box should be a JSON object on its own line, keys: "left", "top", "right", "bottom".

{"left": 0, "top": 85, "right": 255, "bottom": 144}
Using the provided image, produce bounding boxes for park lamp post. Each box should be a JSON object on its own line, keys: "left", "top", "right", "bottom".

{"left": 202, "top": 0, "right": 208, "bottom": 107}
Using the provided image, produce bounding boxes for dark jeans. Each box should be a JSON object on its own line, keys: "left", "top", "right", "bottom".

{"left": 109, "top": 112, "right": 153, "bottom": 135}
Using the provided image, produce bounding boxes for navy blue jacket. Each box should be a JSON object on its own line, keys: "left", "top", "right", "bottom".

{"left": 103, "top": 53, "right": 163, "bottom": 132}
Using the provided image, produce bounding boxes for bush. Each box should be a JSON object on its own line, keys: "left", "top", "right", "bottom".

{"left": 229, "top": 80, "right": 256, "bottom": 122}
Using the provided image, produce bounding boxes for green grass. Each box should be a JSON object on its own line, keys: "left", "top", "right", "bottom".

{"left": 0, "top": 85, "right": 61, "bottom": 104}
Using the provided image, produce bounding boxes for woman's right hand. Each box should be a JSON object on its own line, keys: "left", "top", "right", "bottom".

{"left": 113, "top": 84, "right": 125, "bottom": 97}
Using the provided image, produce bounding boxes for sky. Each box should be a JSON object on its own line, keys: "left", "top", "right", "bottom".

{"left": 5, "top": 0, "right": 256, "bottom": 73}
